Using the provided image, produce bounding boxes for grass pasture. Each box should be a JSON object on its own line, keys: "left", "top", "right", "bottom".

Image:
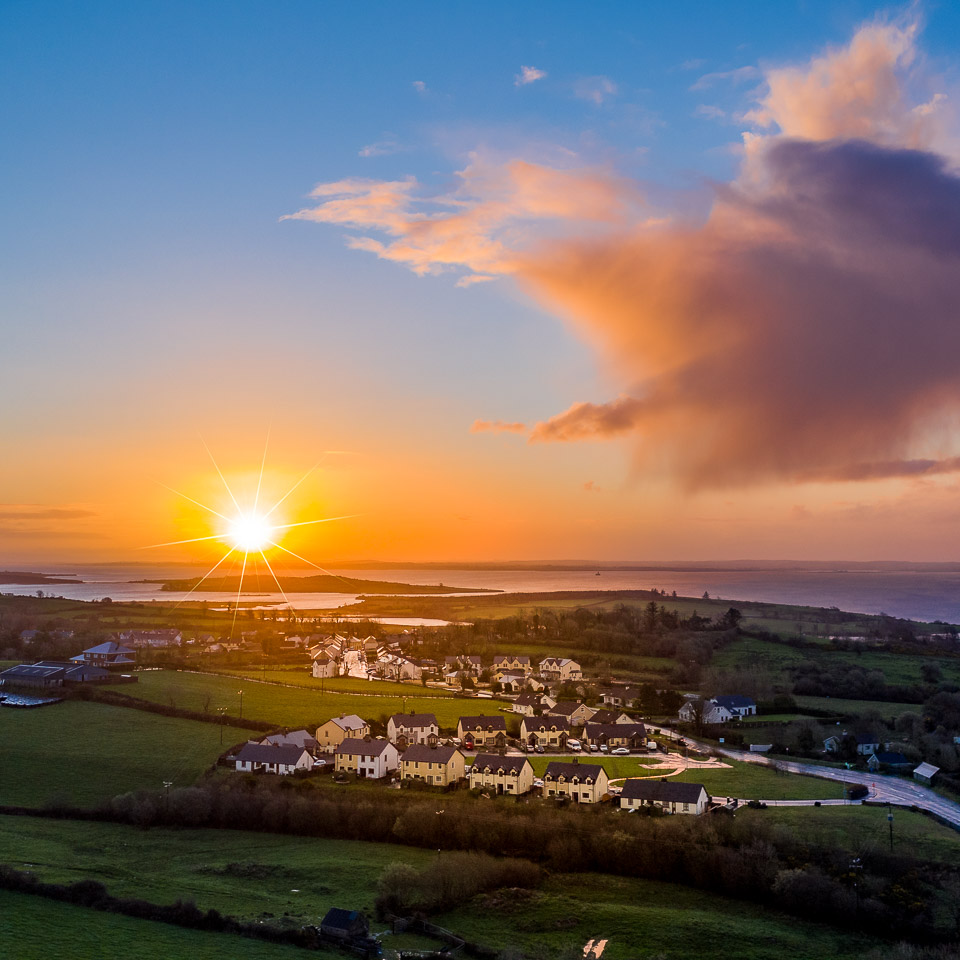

{"left": 0, "top": 891, "right": 316, "bottom": 960}
{"left": 0, "top": 700, "right": 235, "bottom": 808}
{"left": 528, "top": 755, "right": 664, "bottom": 779}
{"left": 216, "top": 668, "right": 456, "bottom": 698}
{"left": 669, "top": 759, "right": 843, "bottom": 801}
{"left": 793, "top": 696, "right": 922, "bottom": 719}
{"left": 125, "top": 669, "right": 507, "bottom": 731}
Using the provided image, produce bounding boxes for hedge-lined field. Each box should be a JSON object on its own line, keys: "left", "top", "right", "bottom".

{"left": 0, "top": 701, "right": 232, "bottom": 808}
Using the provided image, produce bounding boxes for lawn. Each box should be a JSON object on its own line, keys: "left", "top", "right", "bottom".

{"left": 794, "top": 696, "right": 922, "bottom": 719}
{"left": 739, "top": 803, "right": 960, "bottom": 864}
{"left": 125, "top": 669, "right": 508, "bottom": 730}
{"left": 0, "top": 700, "right": 236, "bottom": 808}
{"left": 528, "top": 755, "right": 665, "bottom": 779}
{"left": 670, "top": 759, "right": 844, "bottom": 801}
{"left": 0, "top": 891, "right": 318, "bottom": 960}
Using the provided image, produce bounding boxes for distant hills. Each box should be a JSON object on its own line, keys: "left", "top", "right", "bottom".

{"left": 155, "top": 574, "right": 499, "bottom": 595}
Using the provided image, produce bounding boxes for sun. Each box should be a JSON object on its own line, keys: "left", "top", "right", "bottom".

{"left": 227, "top": 512, "right": 275, "bottom": 553}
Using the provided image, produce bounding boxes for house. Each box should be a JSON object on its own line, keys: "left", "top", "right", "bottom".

{"left": 538, "top": 658, "right": 582, "bottom": 682}
{"left": 457, "top": 714, "right": 507, "bottom": 749}
{"left": 588, "top": 709, "right": 635, "bottom": 726}
{"left": 375, "top": 655, "right": 422, "bottom": 682}
{"left": 444, "top": 655, "right": 483, "bottom": 675}
{"left": 320, "top": 908, "right": 369, "bottom": 942}
{"left": 261, "top": 729, "right": 319, "bottom": 754}
{"left": 316, "top": 715, "right": 370, "bottom": 751}
{"left": 334, "top": 738, "right": 400, "bottom": 778}
{"left": 712, "top": 695, "right": 757, "bottom": 718}
{"left": 867, "top": 751, "right": 911, "bottom": 772}
{"left": 913, "top": 762, "right": 940, "bottom": 785}
{"left": 583, "top": 722, "right": 647, "bottom": 751}
{"left": 824, "top": 733, "right": 884, "bottom": 756}
{"left": 311, "top": 655, "right": 337, "bottom": 679}
{"left": 387, "top": 712, "right": 439, "bottom": 748}
{"left": 521, "top": 716, "right": 571, "bottom": 749}
{"left": 495, "top": 672, "right": 527, "bottom": 693}
{"left": 546, "top": 700, "right": 596, "bottom": 726}
{"left": 234, "top": 742, "right": 313, "bottom": 775}
{"left": 399, "top": 743, "right": 466, "bottom": 787}
{"left": 71, "top": 641, "right": 136, "bottom": 667}
{"left": 118, "top": 629, "right": 182, "bottom": 649}
{"left": 678, "top": 698, "right": 733, "bottom": 725}
{"left": 620, "top": 779, "right": 709, "bottom": 815}
{"left": 0, "top": 663, "right": 68, "bottom": 689}
{"left": 542, "top": 760, "right": 609, "bottom": 803}
{"left": 468, "top": 753, "right": 534, "bottom": 795}
{"left": 512, "top": 693, "right": 544, "bottom": 716}
{"left": 600, "top": 687, "right": 640, "bottom": 708}
{"left": 492, "top": 655, "right": 532, "bottom": 675}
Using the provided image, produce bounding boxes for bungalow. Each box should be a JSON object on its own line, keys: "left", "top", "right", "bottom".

{"left": 867, "top": 751, "right": 912, "bottom": 772}
{"left": 588, "top": 709, "right": 635, "bottom": 726}
{"left": 457, "top": 714, "right": 507, "bottom": 749}
{"left": 620, "top": 779, "right": 709, "bottom": 815}
{"left": 600, "top": 687, "right": 640, "bottom": 709}
{"left": 71, "top": 641, "right": 136, "bottom": 667}
{"left": 538, "top": 658, "right": 582, "bottom": 682}
{"left": 583, "top": 722, "right": 647, "bottom": 751}
{"left": 521, "top": 716, "right": 571, "bottom": 749}
{"left": 512, "top": 693, "right": 544, "bottom": 716}
{"left": 316, "top": 714, "right": 370, "bottom": 751}
{"left": 234, "top": 742, "right": 313, "bottom": 775}
{"left": 824, "top": 733, "right": 884, "bottom": 756}
{"left": 713, "top": 695, "right": 757, "bottom": 718}
{"left": 913, "top": 762, "right": 940, "bottom": 785}
{"left": 399, "top": 743, "right": 466, "bottom": 787}
{"left": 468, "top": 753, "right": 534, "bottom": 795}
{"left": 492, "top": 655, "right": 532, "bottom": 676}
{"left": 0, "top": 663, "right": 67, "bottom": 689}
{"left": 335, "top": 738, "right": 400, "bottom": 779}
{"left": 542, "top": 760, "right": 609, "bottom": 803}
{"left": 311, "top": 655, "right": 337, "bottom": 679}
{"left": 495, "top": 672, "right": 527, "bottom": 693}
{"left": 387, "top": 712, "right": 439, "bottom": 747}
{"left": 547, "top": 700, "right": 596, "bottom": 726}
{"left": 261, "top": 729, "right": 319, "bottom": 754}
{"left": 678, "top": 698, "right": 733, "bottom": 725}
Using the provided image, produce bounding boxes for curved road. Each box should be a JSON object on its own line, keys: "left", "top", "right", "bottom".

{"left": 649, "top": 725, "right": 960, "bottom": 828}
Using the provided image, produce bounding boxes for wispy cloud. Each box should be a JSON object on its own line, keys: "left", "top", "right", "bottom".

{"left": 690, "top": 65, "right": 760, "bottom": 91}
{"left": 574, "top": 75, "right": 618, "bottom": 105}
{"left": 515, "top": 65, "right": 547, "bottom": 87}
{"left": 412, "top": 80, "right": 428, "bottom": 95}
{"left": 695, "top": 104, "right": 727, "bottom": 120}
{"left": 359, "top": 136, "right": 403, "bottom": 158}
{"left": 470, "top": 419, "right": 527, "bottom": 435}
{"left": 0, "top": 505, "right": 97, "bottom": 521}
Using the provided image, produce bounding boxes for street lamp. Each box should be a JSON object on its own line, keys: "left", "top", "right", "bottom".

{"left": 237, "top": 689, "right": 244, "bottom": 719}
{"left": 217, "top": 705, "right": 227, "bottom": 744}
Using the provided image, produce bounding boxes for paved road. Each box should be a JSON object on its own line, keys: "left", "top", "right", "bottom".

{"left": 648, "top": 725, "right": 960, "bottom": 828}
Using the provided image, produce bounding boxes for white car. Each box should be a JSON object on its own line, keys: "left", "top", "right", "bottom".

{"left": 566, "top": 739, "right": 581, "bottom": 752}
{"left": 611, "top": 747, "right": 630, "bottom": 755}
{"left": 533, "top": 778, "right": 544, "bottom": 788}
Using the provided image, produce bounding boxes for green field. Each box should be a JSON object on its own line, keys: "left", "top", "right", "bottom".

{"left": 528, "top": 755, "right": 666, "bottom": 779}
{"left": 669, "top": 759, "right": 843, "bottom": 801}
{"left": 216, "top": 668, "right": 456, "bottom": 697}
{"left": 0, "top": 818, "right": 890, "bottom": 959}
{"left": 441, "top": 870, "right": 885, "bottom": 960}
{"left": 739, "top": 803, "right": 960, "bottom": 864}
{"left": 0, "top": 700, "right": 237, "bottom": 808}
{"left": 0, "top": 815, "right": 435, "bottom": 924}
{"left": 793, "top": 696, "right": 922, "bottom": 719}
{"left": 0, "top": 891, "right": 316, "bottom": 960}
{"left": 125, "top": 669, "right": 508, "bottom": 730}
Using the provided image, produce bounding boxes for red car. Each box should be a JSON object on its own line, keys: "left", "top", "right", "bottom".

{"left": 464, "top": 740, "right": 475, "bottom": 751}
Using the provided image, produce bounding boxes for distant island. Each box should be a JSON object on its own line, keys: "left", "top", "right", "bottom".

{"left": 0, "top": 571, "right": 83, "bottom": 585}
{"left": 153, "top": 574, "right": 498, "bottom": 595}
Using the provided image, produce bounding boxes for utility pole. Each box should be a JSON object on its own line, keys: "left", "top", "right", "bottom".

{"left": 217, "top": 706, "right": 227, "bottom": 744}
{"left": 163, "top": 780, "right": 172, "bottom": 814}
{"left": 887, "top": 805, "right": 894, "bottom": 853}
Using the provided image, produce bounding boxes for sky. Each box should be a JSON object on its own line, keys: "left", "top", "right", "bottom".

{"left": 5, "top": 1, "right": 960, "bottom": 564}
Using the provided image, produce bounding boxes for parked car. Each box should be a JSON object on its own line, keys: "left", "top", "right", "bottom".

{"left": 611, "top": 747, "right": 630, "bottom": 755}
{"left": 451, "top": 737, "right": 462, "bottom": 746}
{"left": 533, "top": 778, "right": 544, "bottom": 788}
{"left": 600, "top": 744, "right": 608, "bottom": 753}
{"left": 589, "top": 743, "right": 599, "bottom": 752}
{"left": 535, "top": 744, "right": 545, "bottom": 754}
{"left": 567, "top": 739, "right": 582, "bottom": 752}
{"left": 463, "top": 740, "right": 475, "bottom": 751}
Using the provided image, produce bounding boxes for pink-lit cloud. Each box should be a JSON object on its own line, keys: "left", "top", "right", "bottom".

{"left": 515, "top": 65, "right": 547, "bottom": 87}
{"left": 470, "top": 419, "right": 527, "bottom": 435}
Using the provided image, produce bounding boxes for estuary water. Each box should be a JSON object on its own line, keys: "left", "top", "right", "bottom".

{"left": 3, "top": 563, "right": 960, "bottom": 623}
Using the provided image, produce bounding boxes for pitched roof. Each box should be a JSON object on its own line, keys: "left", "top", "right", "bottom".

{"left": 261, "top": 730, "right": 318, "bottom": 750}
{"left": 83, "top": 641, "right": 135, "bottom": 656}
{"left": 336, "top": 737, "right": 394, "bottom": 758}
{"left": 872, "top": 751, "right": 909, "bottom": 765}
{"left": 458, "top": 715, "right": 506, "bottom": 731}
{"left": 584, "top": 722, "right": 646, "bottom": 739}
{"left": 0, "top": 663, "right": 65, "bottom": 681}
{"left": 544, "top": 761, "right": 606, "bottom": 781}
{"left": 713, "top": 695, "right": 756, "bottom": 710}
{"left": 513, "top": 694, "right": 542, "bottom": 707}
{"left": 321, "top": 908, "right": 363, "bottom": 931}
{"left": 493, "top": 655, "right": 530, "bottom": 664}
{"left": 327, "top": 714, "right": 367, "bottom": 732}
{"left": 235, "top": 742, "right": 309, "bottom": 765}
{"left": 389, "top": 712, "right": 438, "bottom": 728}
{"left": 470, "top": 753, "right": 530, "bottom": 775}
{"left": 548, "top": 701, "right": 592, "bottom": 717}
{"left": 913, "top": 762, "right": 940, "bottom": 778}
{"left": 401, "top": 744, "right": 460, "bottom": 764}
{"left": 522, "top": 717, "right": 571, "bottom": 732}
{"left": 620, "top": 779, "right": 707, "bottom": 803}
